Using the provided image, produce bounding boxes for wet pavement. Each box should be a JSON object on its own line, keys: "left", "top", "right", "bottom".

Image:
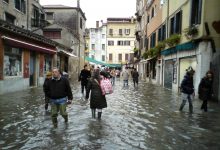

{"left": 0, "top": 80, "right": 220, "bottom": 150}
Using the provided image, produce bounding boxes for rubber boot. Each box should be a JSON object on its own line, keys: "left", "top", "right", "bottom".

{"left": 63, "top": 115, "right": 68, "bottom": 123}
{"left": 189, "top": 104, "right": 193, "bottom": 113}
{"left": 52, "top": 117, "right": 58, "bottom": 128}
{"left": 98, "top": 112, "right": 102, "bottom": 120}
{"left": 179, "top": 103, "right": 185, "bottom": 111}
{"left": 91, "top": 109, "right": 96, "bottom": 118}
{"left": 45, "top": 103, "right": 48, "bottom": 111}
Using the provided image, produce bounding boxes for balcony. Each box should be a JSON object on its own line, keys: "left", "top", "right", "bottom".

{"left": 31, "top": 19, "right": 49, "bottom": 28}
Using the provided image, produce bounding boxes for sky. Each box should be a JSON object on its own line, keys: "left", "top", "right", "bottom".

{"left": 40, "top": 0, "right": 136, "bottom": 28}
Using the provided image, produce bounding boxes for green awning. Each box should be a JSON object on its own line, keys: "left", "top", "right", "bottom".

{"left": 161, "top": 41, "right": 198, "bottom": 56}
{"left": 85, "top": 57, "right": 121, "bottom": 68}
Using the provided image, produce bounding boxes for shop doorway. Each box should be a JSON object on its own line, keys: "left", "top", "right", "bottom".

{"left": 164, "top": 60, "right": 173, "bottom": 89}
{"left": 29, "top": 52, "right": 36, "bottom": 86}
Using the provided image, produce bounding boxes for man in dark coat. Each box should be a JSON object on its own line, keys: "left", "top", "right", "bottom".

{"left": 44, "top": 68, "right": 73, "bottom": 128}
{"left": 179, "top": 68, "right": 195, "bottom": 113}
{"left": 198, "top": 71, "right": 213, "bottom": 112}
{"left": 132, "top": 68, "right": 139, "bottom": 87}
{"left": 86, "top": 69, "right": 107, "bottom": 119}
{"left": 43, "top": 71, "right": 52, "bottom": 111}
{"left": 79, "top": 65, "right": 91, "bottom": 95}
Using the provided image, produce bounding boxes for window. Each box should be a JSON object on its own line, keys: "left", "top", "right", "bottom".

{"left": 124, "top": 29, "right": 130, "bottom": 35}
{"left": 170, "top": 11, "right": 182, "bottom": 35}
{"left": 109, "top": 53, "right": 113, "bottom": 61}
{"left": 158, "top": 25, "right": 166, "bottom": 42}
{"left": 14, "top": 0, "right": 26, "bottom": 13}
{"left": 3, "top": 0, "right": 9, "bottom": 3}
{"left": 91, "top": 44, "right": 95, "bottom": 50}
{"left": 151, "top": 7, "right": 154, "bottom": 18}
{"left": 108, "top": 41, "right": 114, "bottom": 46}
{"left": 80, "top": 17, "right": 83, "bottom": 29}
{"left": 124, "top": 41, "right": 130, "bottom": 46}
{"left": 43, "top": 31, "right": 61, "bottom": 39}
{"left": 144, "top": 36, "right": 148, "bottom": 49}
{"left": 32, "top": 6, "right": 40, "bottom": 27}
{"left": 118, "top": 54, "right": 122, "bottom": 61}
{"left": 117, "top": 41, "right": 123, "bottom": 46}
{"left": 5, "top": 12, "right": 16, "bottom": 24}
{"left": 119, "top": 29, "right": 123, "bottom": 35}
{"left": 125, "top": 54, "right": 129, "bottom": 61}
{"left": 102, "top": 44, "right": 105, "bottom": 50}
{"left": 102, "top": 34, "right": 105, "bottom": 39}
{"left": 150, "top": 32, "right": 156, "bottom": 48}
{"left": 102, "top": 55, "right": 105, "bottom": 61}
{"left": 190, "top": 0, "right": 202, "bottom": 26}
{"left": 109, "top": 29, "right": 112, "bottom": 35}
{"left": 46, "top": 12, "right": 54, "bottom": 20}
{"left": 147, "top": 15, "right": 150, "bottom": 24}
{"left": 4, "top": 46, "right": 22, "bottom": 77}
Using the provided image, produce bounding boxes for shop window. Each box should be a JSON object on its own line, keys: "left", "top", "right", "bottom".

{"left": 44, "top": 55, "right": 52, "bottom": 72}
{"left": 4, "top": 46, "right": 22, "bottom": 77}
{"left": 190, "top": 0, "right": 202, "bottom": 26}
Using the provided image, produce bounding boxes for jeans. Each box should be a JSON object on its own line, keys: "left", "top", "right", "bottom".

{"left": 179, "top": 93, "right": 193, "bottom": 113}
{"left": 123, "top": 80, "right": 128, "bottom": 87}
{"left": 111, "top": 77, "right": 115, "bottom": 85}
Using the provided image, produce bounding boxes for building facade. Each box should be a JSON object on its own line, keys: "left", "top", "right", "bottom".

{"left": 135, "top": 0, "right": 220, "bottom": 101}
{"left": 89, "top": 21, "right": 107, "bottom": 62}
{"left": 106, "top": 18, "right": 136, "bottom": 66}
{"left": 43, "top": 5, "right": 86, "bottom": 72}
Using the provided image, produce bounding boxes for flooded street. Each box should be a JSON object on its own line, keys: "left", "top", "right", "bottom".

{"left": 0, "top": 80, "right": 220, "bottom": 150}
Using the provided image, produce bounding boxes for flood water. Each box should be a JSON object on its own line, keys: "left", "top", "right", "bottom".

{"left": 0, "top": 80, "right": 220, "bottom": 150}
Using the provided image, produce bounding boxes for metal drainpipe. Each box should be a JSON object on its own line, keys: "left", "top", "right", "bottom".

{"left": 26, "top": 0, "right": 29, "bottom": 30}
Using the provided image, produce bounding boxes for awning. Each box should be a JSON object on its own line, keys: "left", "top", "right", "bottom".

{"left": 85, "top": 57, "right": 121, "bottom": 68}
{"left": 2, "top": 36, "right": 56, "bottom": 54}
{"left": 57, "top": 49, "right": 77, "bottom": 57}
{"left": 161, "top": 41, "right": 198, "bottom": 56}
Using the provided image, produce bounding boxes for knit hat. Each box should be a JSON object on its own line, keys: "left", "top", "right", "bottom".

{"left": 46, "top": 71, "right": 52, "bottom": 77}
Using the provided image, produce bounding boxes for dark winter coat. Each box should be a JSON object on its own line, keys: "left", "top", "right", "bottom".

{"left": 132, "top": 71, "right": 139, "bottom": 79}
{"left": 44, "top": 77, "right": 73, "bottom": 100}
{"left": 86, "top": 78, "right": 107, "bottom": 109}
{"left": 79, "top": 69, "right": 91, "bottom": 85}
{"left": 180, "top": 74, "right": 194, "bottom": 94}
{"left": 198, "top": 77, "right": 213, "bottom": 100}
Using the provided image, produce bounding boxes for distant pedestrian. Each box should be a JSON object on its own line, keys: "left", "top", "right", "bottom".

{"left": 132, "top": 68, "right": 139, "bottom": 87}
{"left": 198, "top": 70, "right": 213, "bottom": 112}
{"left": 43, "top": 71, "right": 52, "bottom": 111}
{"left": 110, "top": 69, "right": 116, "bottom": 85}
{"left": 44, "top": 68, "right": 73, "bottom": 128}
{"left": 121, "top": 67, "right": 130, "bottom": 87}
{"left": 179, "top": 67, "right": 195, "bottom": 113}
{"left": 86, "top": 69, "right": 107, "bottom": 119}
{"left": 79, "top": 65, "right": 91, "bottom": 95}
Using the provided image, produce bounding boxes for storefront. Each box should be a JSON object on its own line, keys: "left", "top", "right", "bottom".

{"left": 0, "top": 26, "right": 56, "bottom": 94}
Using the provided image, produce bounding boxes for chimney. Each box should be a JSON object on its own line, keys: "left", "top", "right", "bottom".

{"left": 96, "top": 21, "right": 99, "bottom": 28}
{"left": 77, "top": 0, "right": 80, "bottom": 8}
